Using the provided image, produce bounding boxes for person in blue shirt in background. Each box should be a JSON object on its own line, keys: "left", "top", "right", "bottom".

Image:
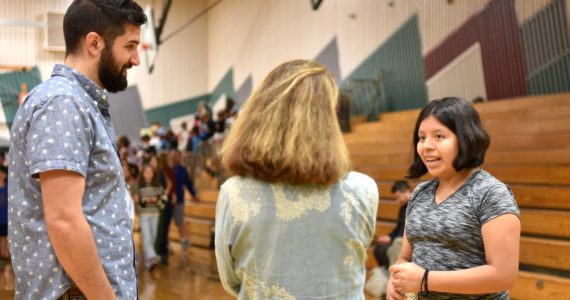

{"left": 170, "top": 150, "right": 200, "bottom": 249}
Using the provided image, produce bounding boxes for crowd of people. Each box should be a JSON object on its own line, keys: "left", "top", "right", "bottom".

{"left": 116, "top": 108, "right": 234, "bottom": 271}
{"left": 135, "top": 105, "right": 236, "bottom": 156}
{"left": 3, "top": 0, "right": 521, "bottom": 299}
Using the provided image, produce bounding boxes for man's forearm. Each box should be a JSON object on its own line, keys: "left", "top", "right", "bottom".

{"left": 46, "top": 217, "right": 116, "bottom": 299}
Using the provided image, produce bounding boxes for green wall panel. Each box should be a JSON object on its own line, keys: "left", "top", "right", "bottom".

{"left": 0, "top": 67, "right": 42, "bottom": 127}
{"left": 145, "top": 68, "right": 236, "bottom": 126}
{"left": 145, "top": 94, "right": 210, "bottom": 127}
{"left": 528, "top": 49, "right": 570, "bottom": 95}
{"left": 344, "top": 15, "right": 428, "bottom": 116}
{"left": 210, "top": 69, "right": 235, "bottom": 104}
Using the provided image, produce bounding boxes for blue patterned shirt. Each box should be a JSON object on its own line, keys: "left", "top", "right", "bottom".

{"left": 8, "top": 64, "right": 137, "bottom": 300}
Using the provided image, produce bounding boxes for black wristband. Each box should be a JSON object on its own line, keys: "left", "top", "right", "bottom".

{"left": 420, "top": 269, "right": 430, "bottom": 296}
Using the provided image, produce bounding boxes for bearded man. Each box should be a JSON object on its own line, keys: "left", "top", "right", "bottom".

{"left": 8, "top": 1, "right": 146, "bottom": 299}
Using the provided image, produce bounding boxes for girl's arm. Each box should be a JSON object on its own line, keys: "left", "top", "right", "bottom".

{"left": 387, "top": 230, "right": 412, "bottom": 300}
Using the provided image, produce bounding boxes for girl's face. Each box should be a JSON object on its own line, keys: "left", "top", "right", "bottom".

{"left": 149, "top": 156, "right": 159, "bottom": 170}
{"left": 143, "top": 166, "right": 154, "bottom": 184}
{"left": 417, "top": 116, "right": 459, "bottom": 180}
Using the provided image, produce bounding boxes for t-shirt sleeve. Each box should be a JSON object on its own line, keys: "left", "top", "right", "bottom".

{"left": 365, "top": 178, "right": 379, "bottom": 244}
{"left": 26, "top": 95, "right": 92, "bottom": 178}
{"left": 479, "top": 184, "right": 520, "bottom": 225}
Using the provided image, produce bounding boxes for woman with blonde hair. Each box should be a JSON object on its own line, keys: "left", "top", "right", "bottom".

{"left": 215, "top": 59, "right": 378, "bottom": 299}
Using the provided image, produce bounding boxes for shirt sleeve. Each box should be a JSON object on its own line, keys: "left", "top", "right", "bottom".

{"left": 214, "top": 183, "right": 240, "bottom": 296}
{"left": 390, "top": 205, "right": 406, "bottom": 240}
{"left": 479, "top": 184, "right": 520, "bottom": 225}
{"left": 26, "top": 95, "right": 92, "bottom": 178}
{"left": 366, "top": 179, "right": 379, "bottom": 245}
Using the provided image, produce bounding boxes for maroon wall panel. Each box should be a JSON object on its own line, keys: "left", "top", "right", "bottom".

{"left": 424, "top": 0, "right": 528, "bottom": 100}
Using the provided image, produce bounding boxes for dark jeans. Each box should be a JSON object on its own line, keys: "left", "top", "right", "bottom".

{"left": 57, "top": 287, "right": 86, "bottom": 300}
{"left": 155, "top": 200, "right": 174, "bottom": 261}
{"left": 373, "top": 243, "right": 391, "bottom": 267}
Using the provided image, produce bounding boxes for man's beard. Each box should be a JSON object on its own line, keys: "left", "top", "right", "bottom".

{"left": 98, "top": 47, "right": 131, "bottom": 93}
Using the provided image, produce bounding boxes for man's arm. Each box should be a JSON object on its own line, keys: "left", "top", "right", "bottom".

{"left": 40, "top": 170, "right": 116, "bottom": 300}
{"left": 389, "top": 206, "right": 406, "bottom": 241}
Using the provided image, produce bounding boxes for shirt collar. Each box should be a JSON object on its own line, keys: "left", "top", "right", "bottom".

{"left": 51, "top": 64, "right": 110, "bottom": 114}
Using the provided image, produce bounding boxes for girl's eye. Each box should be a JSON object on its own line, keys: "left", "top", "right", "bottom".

{"left": 418, "top": 136, "right": 426, "bottom": 142}
{"left": 436, "top": 135, "right": 444, "bottom": 140}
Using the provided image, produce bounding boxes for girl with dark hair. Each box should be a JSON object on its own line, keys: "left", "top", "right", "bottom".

{"left": 388, "top": 97, "right": 521, "bottom": 300}
{"left": 135, "top": 164, "right": 164, "bottom": 271}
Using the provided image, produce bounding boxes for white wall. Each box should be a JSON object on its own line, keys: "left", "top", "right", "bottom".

{"left": 0, "top": 0, "right": 70, "bottom": 79}
{"left": 1, "top": 0, "right": 566, "bottom": 112}
{"left": 0, "top": 0, "right": 209, "bottom": 110}
{"left": 206, "top": 0, "right": 493, "bottom": 91}
{"left": 426, "top": 43, "right": 487, "bottom": 101}
{"left": 419, "top": 0, "right": 490, "bottom": 55}
{"left": 129, "top": 0, "right": 208, "bottom": 109}
{"left": 207, "top": 0, "right": 565, "bottom": 93}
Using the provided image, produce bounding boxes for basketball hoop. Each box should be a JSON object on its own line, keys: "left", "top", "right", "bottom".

{"left": 140, "top": 42, "right": 152, "bottom": 51}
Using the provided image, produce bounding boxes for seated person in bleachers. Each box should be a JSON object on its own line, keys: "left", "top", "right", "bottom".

{"left": 373, "top": 180, "right": 411, "bottom": 268}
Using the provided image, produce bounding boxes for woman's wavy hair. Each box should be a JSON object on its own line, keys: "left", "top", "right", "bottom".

{"left": 221, "top": 59, "right": 351, "bottom": 185}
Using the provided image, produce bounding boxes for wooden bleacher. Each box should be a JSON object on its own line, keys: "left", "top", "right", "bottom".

{"left": 348, "top": 93, "right": 570, "bottom": 299}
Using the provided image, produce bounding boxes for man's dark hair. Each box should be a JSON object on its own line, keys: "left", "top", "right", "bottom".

{"left": 63, "top": 0, "right": 147, "bottom": 56}
{"left": 407, "top": 97, "right": 490, "bottom": 179}
{"left": 141, "top": 134, "right": 151, "bottom": 142}
{"left": 144, "top": 146, "right": 157, "bottom": 155}
{"left": 391, "top": 180, "right": 411, "bottom": 194}
{"left": 117, "top": 135, "right": 131, "bottom": 149}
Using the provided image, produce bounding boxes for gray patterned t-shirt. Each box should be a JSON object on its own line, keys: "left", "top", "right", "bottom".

{"left": 405, "top": 169, "right": 520, "bottom": 300}
{"left": 8, "top": 64, "right": 137, "bottom": 299}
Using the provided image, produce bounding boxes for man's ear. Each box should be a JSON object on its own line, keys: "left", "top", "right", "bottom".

{"left": 85, "top": 32, "right": 105, "bottom": 56}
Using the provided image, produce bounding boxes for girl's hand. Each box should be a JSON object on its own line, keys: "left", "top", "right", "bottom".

{"left": 389, "top": 262, "right": 424, "bottom": 294}
{"left": 386, "top": 276, "right": 406, "bottom": 300}
{"left": 143, "top": 196, "right": 158, "bottom": 203}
